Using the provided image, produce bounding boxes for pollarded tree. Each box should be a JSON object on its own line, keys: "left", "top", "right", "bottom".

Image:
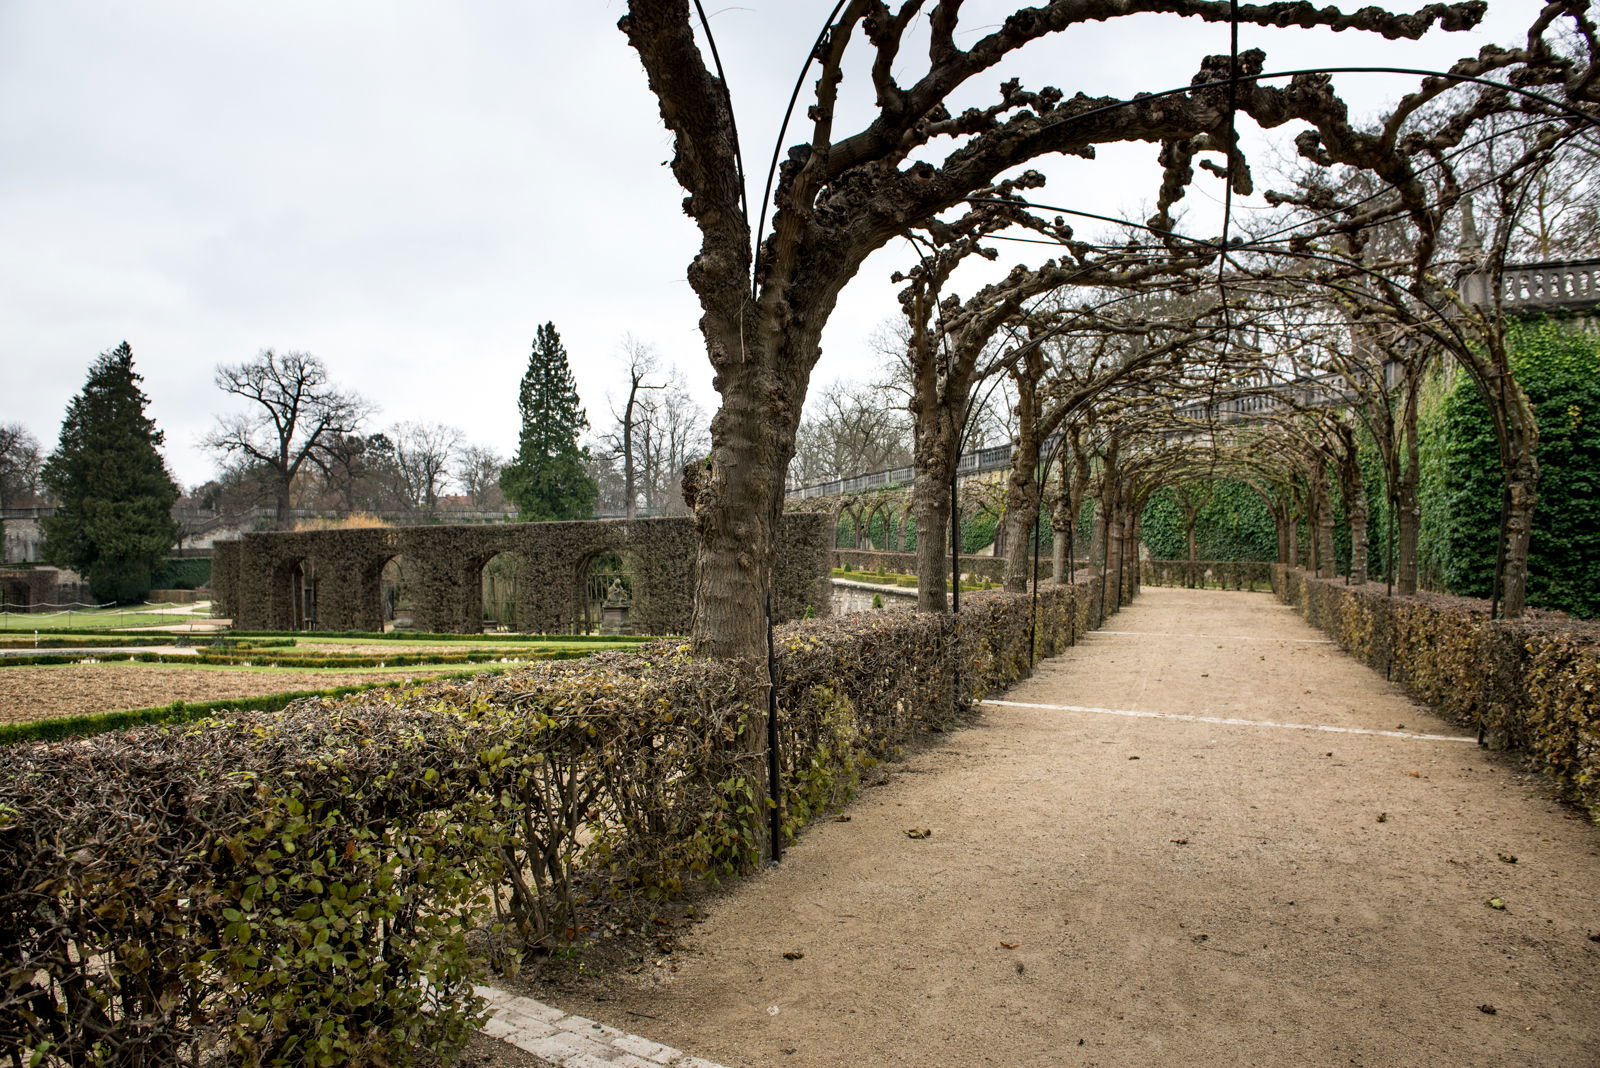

{"left": 621, "top": 0, "right": 1485, "bottom": 659}
{"left": 40, "top": 342, "right": 179, "bottom": 603}
{"left": 500, "top": 323, "right": 598, "bottom": 521}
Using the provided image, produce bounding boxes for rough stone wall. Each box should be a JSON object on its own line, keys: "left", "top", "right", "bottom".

{"left": 1, "top": 517, "right": 44, "bottom": 564}
{"left": 220, "top": 515, "right": 832, "bottom": 634}
{"left": 830, "top": 579, "right": 918, "bottom": 614}
{"left": 0, "top": 568, "right": 85, "bottom": 611}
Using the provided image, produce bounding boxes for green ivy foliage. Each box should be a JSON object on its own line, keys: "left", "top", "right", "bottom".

{"left": 1141, "top": 479, "right": 1277, "bottom": 561}
{"left": 1416, "top": 318, "right": 1600, "bottom": 617}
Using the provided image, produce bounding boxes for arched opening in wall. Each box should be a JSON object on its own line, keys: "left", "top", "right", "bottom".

{"left": 480, "top": 552, "right": 521, "bottom": 632}
{"left": 380, "top": 556, "right": 415, "bottom": 632}
{"left": 577, "top": 550, "right": 635, "bottom": 634}
{"left": 288, "top": 558, "right": 317, "bottom": 631}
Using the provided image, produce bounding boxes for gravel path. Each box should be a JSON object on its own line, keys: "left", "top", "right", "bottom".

{"left": 536, "top": 586, "right": 1600, "bottom": 1068}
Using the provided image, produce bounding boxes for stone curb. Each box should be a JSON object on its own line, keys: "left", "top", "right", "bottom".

{"left": 476, "top": 985, "right": 730, "bottom": 1068}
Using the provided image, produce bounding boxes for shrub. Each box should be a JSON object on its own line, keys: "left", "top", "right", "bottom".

{"left": 0, "top": 703, "right": 496, "bottom": 1066}
{"left": 151, "top": 556, "right": 212, "bottom": 590}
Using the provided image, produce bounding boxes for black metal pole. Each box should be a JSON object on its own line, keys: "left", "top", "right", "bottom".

{"left": 949, "top": 461, "right": 962, "bottom": 718}
{"left": 950, "top": 463, "right": 960, "bottom": 615}
{"left": 765, "top": 589, "right": 782, "bottom": 864}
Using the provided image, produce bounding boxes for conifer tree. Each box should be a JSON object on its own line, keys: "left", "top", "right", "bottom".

{"left": 499, "top": 323, "right": 598, "bottom": 520}
{"left": 41, "top": 342, "right": 180, "bottom": 602}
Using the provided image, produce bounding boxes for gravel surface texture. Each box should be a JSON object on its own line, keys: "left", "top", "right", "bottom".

{"left": 521, "top": 587, "right": 1600, "bottom": 1068}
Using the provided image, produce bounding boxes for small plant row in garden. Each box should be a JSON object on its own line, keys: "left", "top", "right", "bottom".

{"left": 0, "top": 577, "right": 1111, "bottom": 1066}
{"left": 0, "top": 672, "right": 513, "bottom": 745}
{"left": 1275, "top": 567, "right": 1600, "bottom": 819}
{"left": 224, "top": 629, "right": 658, "bottom": 643}
{"left": 1141, "top": 559, "right": 1274, "bottom": 591}
{"left": 0, "top": 647, "right": 596, "bottom": 670}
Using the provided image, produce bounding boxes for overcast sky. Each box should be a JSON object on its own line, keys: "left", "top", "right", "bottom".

{"left": 0, "top": 1, "right": 1540, "bottom": 490}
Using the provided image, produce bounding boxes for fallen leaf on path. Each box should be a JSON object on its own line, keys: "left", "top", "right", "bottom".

{"left": 1498, "top": 853, "right": 1517, "bottom": 864}
{"left": 1587, "top": 932, "right": 1600, "bottom": 943}
{"left": 1478, "top": 1004, "right": 1497, "bottom": 1015}
{"left": 781, "top": 951, "right": 804, "bottom": 960}
{"left": 1487, "top": 897, "right": 1506, "bottom": 910}
{"left": 832, "top": 815, "right": 851, "bottom": 822}
{"left": 1128, "top": 755, "right": 1140, "bottom": 760}
{"left": 1000, "top": 941, "right": 1019, "bottom": 949}
{"left": 1171, "top": 838, "right": 1189, "bottom": 845}
{"left": 1376, "top": 813, "right": 1388, "bottom": 823}
{"left": 905, "top": 828, "right": 932, "bottom": 839}
{"left": 1409, "top": 770, "right": 1421, "bottom": 777}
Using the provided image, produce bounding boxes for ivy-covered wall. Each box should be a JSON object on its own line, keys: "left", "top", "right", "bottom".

{"left": 215, "top": 515, "right": 833, "bottom": 634}
{"left": 1415, "top": 318, "right": 1600, "bottom": 617}
{"left": 1142, "top": 479, "right": 1277, "bottom": 561}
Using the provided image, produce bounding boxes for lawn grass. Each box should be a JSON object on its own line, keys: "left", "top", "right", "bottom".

{"left": 0, "top": 603, "right": 217, "bottom": 632}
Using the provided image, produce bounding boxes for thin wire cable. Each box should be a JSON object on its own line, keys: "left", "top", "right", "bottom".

{"left": 752, "top": 1, "right": 850, "bottom": 299}
{"left": 690, "top": 0, "right": 749, "bottom": 226}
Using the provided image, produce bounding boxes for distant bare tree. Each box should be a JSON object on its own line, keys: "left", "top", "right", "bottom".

{"left": 390, "top": 421, "right": 463, "bottom": 519}
{"left": 455, "top": 444, "right": 507, "bottom": 510}
{"left": 204, "top": 350, "right": 370, "bottom": 529}
{"left": 610, "top": 338, "right": 667, "bottom": 519}
{"left": 791, "top": 379, "right": 912, "bottom": 486}
{"left": 0, "top": 423, "right": 43, "bottom": 508}
{"left": 635, "top": 378, "right": 708, "bottom": 516}
{"left": 596, "top": 350, "right": 709, "bottom": 517}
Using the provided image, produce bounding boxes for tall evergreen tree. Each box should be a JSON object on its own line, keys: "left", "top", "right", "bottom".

{"left": 499, "top": 323, "right": 597, "bottom": 520}
{"left": 41, "top": 342, "right": 180, "bottom": 602}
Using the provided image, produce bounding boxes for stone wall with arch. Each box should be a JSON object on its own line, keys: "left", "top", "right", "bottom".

{"left": 213, "top": 515, "right": 834, "bottom": 634}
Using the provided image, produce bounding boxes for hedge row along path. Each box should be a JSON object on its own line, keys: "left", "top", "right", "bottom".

{"left": 523, "top": 586, "right": 1600, "bottom": 1068}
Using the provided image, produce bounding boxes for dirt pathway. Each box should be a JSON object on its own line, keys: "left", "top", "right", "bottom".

{"left": 545, "top": 587, "right": 1600, "bottom": 1067}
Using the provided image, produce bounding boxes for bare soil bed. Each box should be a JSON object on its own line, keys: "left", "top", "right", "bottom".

{"left": 0, "top": 663, "right": 453, "bottom": 725}
{"left": 511, "top": 587, "right": 1600, "bottom": 1068}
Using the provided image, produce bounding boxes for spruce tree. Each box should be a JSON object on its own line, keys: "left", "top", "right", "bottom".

{"left": 499, "top": 323, "right": 598, "bottom": 520}
{"left": 41, "top": 342, "right": 180, "bottom": 602}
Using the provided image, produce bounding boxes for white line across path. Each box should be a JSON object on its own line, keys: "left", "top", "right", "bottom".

{"left": 1094, "top": 630, "right": 1334, "bottom": 644}
{"left": 981, "top": 698, "right": 1477, "bottom": 743}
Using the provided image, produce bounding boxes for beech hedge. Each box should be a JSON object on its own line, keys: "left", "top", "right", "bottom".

{"left": 1274, "top": 567, "right": 1600, "bottom": 818}
{"left": 0, "top": 577, "right": 1110, "bottom": 1065}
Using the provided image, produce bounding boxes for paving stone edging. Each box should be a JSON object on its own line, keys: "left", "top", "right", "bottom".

{"left": 476, "top": 986, "right": 730, "bottom": 1068}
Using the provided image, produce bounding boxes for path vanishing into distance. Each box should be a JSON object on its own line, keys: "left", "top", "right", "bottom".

{"left": 527, "top": 586, "right": 1600, "bottom": 1068}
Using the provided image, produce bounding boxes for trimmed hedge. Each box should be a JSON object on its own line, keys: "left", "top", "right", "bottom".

{"left": 1274, "top": 567, "right": 1600, "bottom": 818}
{"left": 1141, "top": 559, "right": 1274, "bottom": 591}
{"left": 0, "top": 577, "right": 1113, "bottom": 1064}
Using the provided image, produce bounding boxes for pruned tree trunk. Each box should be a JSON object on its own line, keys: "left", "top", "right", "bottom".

{"left": 1316, "top": 461, "right": 1337, "bottom": 580}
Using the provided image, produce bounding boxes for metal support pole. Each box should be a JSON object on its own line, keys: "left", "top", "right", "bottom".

{"left": 765, "top": 589, "right": 782, "bottom": 864}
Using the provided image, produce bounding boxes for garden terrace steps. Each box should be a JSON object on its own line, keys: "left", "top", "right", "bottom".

{"left": 511, "top": 586, "right": 1600, "bottom": 1067}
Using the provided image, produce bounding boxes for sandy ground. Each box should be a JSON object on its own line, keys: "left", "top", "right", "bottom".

{"left": 0, "top": 663, "right": 453, "bottom": 724}
{"left": 530, "top": 587, "right": 1600, "bottom": 1068}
